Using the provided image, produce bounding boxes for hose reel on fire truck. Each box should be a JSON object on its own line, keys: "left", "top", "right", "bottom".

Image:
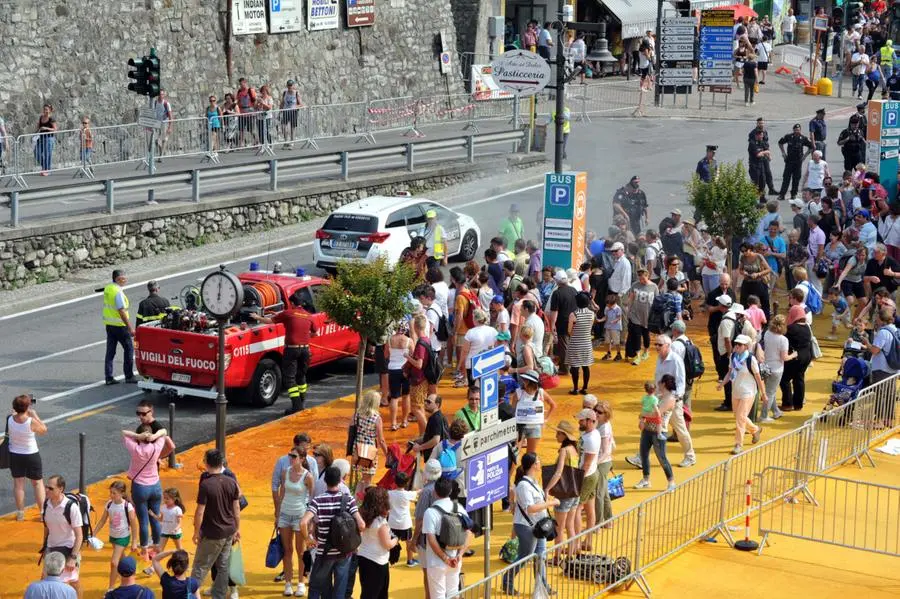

{"left": 178, "top": 285, "right": 202, "bottom": 311}
{"left": 239, "top": 281, "right": 283, "bottom": 322}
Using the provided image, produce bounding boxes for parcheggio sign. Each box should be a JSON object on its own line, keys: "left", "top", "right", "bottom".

{"left": 489, "top": 50, "right": 552, "bottom": 97}
{"left": 233, "top": 0, "right": 267, "bottom": 35}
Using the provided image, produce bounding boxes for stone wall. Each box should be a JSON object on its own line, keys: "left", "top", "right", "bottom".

{"left": 0, "top": 0, "right": 467, "bottom": 136}
{"left": 0, "top": 155, "right": 543, "bottom": 290}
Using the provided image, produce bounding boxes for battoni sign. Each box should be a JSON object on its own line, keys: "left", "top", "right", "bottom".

{"left": 489, "top": 49, "right": 552, "bottom": 97}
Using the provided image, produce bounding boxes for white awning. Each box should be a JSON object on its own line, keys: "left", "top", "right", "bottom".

{"left": 603, "top": 0, "right": 662, "bottom": 39}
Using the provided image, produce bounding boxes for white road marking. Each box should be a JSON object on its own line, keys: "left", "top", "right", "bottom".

{"left": 0, "top": 340, "right": 104, "bottom": 373}
{"left": 39, "top": 375, "right": 125, "bottom": 402}
{"left": 0, "top": 183, "right": 544, "bottom": 323}
{"left": 43, "top": 391, "right": 144, "bottom": 425}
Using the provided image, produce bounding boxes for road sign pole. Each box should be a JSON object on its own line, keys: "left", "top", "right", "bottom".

{"left": 483, "top": 505, "right": 491, "bottom": 593}
{"left": 147, "top": 96, "right": 156, "bottom": 205}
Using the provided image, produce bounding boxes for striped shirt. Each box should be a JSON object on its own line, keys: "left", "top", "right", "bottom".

{"left": 306, "top": 490, "right": 359, "bottom": 557}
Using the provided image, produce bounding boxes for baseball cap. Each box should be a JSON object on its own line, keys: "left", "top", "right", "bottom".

{"left": 611, "top": 241, "right": 625, "bottom": 252}
{"left": 734, "top": 334, "right": 753, "bottom": 345}
{"left": 426, "top": 209, "right": 437, "bottom": 218}
{"left": 509, "top": 203, "right": 520, "bottom": 213}
{"left": 857, "top": 102, "right": 867, "bottom": 110}
{"left": 816, "top": 108, "right": 826, "bottom": 114}
{"left": 576, "top": 408, "right": 597, "bottom": 421}
{"left": 716, "top": 294, "right": 733, "bottom": 307}
{"left": 287, "top": 79, "right": 296, "bottom": 85}
{"left": 425, "top": 459, "right": 443, "bottom": 481}
{"left": 117, "top": 556, "right": 137, "bottom": 577}
{"left": 856, "top": 208, "right": 871, "bottom": 219}
{"left": 554, "top": 270, "right": 568, "bottom": 283}
{"left": 789, "top": 199, "right": 805, "bottom": 209}
{"left": 671, "top": 208, "right": 682, "bottom": 216}
{"left": 491, "top": 294, "right": 505, "bottom": 305}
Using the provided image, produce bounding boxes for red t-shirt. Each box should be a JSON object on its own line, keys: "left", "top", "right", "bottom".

{"left": 408, "top": 341, "right": 428, "bottom": 385}
{"left": 272, "top": 309, "right": 316, "bottom": 345}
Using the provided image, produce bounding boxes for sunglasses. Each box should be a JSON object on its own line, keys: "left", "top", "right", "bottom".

{"left": 655, "top": 343, "right": 665, "bottom": 347}
{"left": 424, "top": 400, "right": 435, "bottom": 405}
{"left": 313, "top": 453, "right": 323, "bottom": 458}
{"left": 47, "top": 486, "right": 59, "bottom": 491}
{"left": 289, "top": 454, "right": 301, "bottom": 459}
{"left": 136, "top": 411, "right": 150, "bottom": 416}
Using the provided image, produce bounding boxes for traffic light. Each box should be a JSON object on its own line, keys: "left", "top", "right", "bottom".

{"left": 126, "top": 49, "right": 161, "bottom": 97}
{"left": 846, "top": 1, "right": 863, "bottom": 27}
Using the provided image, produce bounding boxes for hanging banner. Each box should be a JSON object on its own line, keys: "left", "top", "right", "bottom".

{"left": 232, "top": 0, "right": 267, "bottom": 35}
{"left": 308, "top": 0, "right": 340, "bottom": 30}
{"left": 269, "top": 0, "right": 303, "bottom": 33}
{"left": 347, "top": 0, "right": 376, "bottom": 27}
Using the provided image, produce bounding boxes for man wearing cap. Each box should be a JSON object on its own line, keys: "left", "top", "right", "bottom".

{"left": 549, "top": 270, "right": 578, "bottom": 375}
{"left": 659, "top": 209, "right": 685, "bottom": 260}
{"left": 612, "top": 176, "right": 648, "bottom": 237}
{"left": 748, "top": 129, "right": 775, "bottom": 199}
{"left": 801, "top": 150, "right": 830, "bottom": 197}
{"left": 852, "top": 102, "right": 868, "bottom": 138}
{"left": 655, "top": 334, "right": 695, "bottom": 467}
{"left": 104, "top": 556, "right": 154, "bottom": 598}
{"left": 499, "top": 204, "right": 525, "bottom": 252}
{"left": 855, "top": 209, "right": 878, "bottom": 252}
{"left": 607, "top": 242, "right": 632, "bottom": 297}
{"left": 838, "top": 115, "right": 866, "bottom": 172}
{"left": 422, "top": 209, "right": 447, "bottom": 266}
{"left": 809, "top": 109, "right": 827, "bottom": 158}
{"left": 777, "top": 124, "right": 814, "bottom": 201}
{"left": 695, "top": 145, "right": 717, "bottom": 183}
{"left": 136, "top": 280, "right": 170, "bottom": 326}
{"left": 575, "top": 407, "right": 602, "bottom": 534}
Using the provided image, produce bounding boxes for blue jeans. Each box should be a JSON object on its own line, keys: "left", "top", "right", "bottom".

{"left": 131, "top": 480, "right": 162, "bottom": 547}
{"left": 639, "top": 429, "right": 673, "bottom": 481}
{"left": 34, "top": 136, "right": 54, "bottom": 171}
{"left": 105, "top": 325, "right": 134, "bottom": 380}
{"left": 702, "top": 274, "right": 721, "bottom": 296}
{"left": 853, "top": 74, "right": 865, "bottom": 95}
{"left": 308, "top": 554, "right": 352, "bottom": 599}
{"left": 502, "top": 523, "right": 548, "bottom": 591}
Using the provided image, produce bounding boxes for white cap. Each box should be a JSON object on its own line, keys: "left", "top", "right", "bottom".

{"left": 789, "top": 199, "right": 805, "bottom": 209}
{"left": 729, "top": 303, "right": 746, "bottom": 315}
{"left": 671, "top": 208, "right": 682, "bottom": 216}
{"left": 554, "top": 269, "right": 568, "bottom": 283}
{"left": 734, "top": 334, "right": 753, "bottom": 345}
{"left": 425, "top": 459, "right": 443, "bottom": 481}
{"left": 716, "top": 294, "right": 733, "bottom": 307}
{"left": 611, "top": 241, "right": 625, "bottom": 252}
{"left": 566, "top": 268, "right": 579, "bottom": 283}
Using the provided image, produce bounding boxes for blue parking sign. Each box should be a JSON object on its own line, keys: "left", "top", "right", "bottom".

{"left": 548, "top": 183, "right": 571, "bottom": 206}
{"left": 272, "top": 0, "right": 281, "bottom": 10}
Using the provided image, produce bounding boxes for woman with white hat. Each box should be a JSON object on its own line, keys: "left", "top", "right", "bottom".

{"left": 512, "top": 370, "right": 556, "bottom": 454}
{"left": 717, "top": 334, "right": 764, "bottom": 454}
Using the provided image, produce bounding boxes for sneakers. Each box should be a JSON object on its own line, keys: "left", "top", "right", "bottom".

{"left": 631, "top": 354, "right": 643, "bottom": 366}
{"left": 633, "top": 478, "right": 651, "bottom": 489}
{"left": 759, "top": 417, "right": 775, "bottom": 423}
{"left": 613, "top": 353, "right": 622, "bottom": 362}
{"left": 752, "top": 426, "right": 762, "bottom": 444}
{"left": 773, "top": 409, "right": 784, "bottom": 419}
{"left": 284, "top": 583, "right": 294, "bottom": 596}
{"left": 295, "top": 583, "right": 306, "bottom": 597}
{"left": 731, "top": 445, "right": 742, "bottom": 455}
{"left": 678, "top": 457, "right": 696, "bottom": 468}
{"left": 229, "top": 587, "right": 239, "bottom": 599}
{"left": 666, "top": 481, "right": 677, "bottom": 492}
{"left": 406, "top": 559, "right": 420, "bottom": 567}
{"left": 640, "top": 350, "right": 650, "bottom": 361}
{"left": 714, "top": 404, "right": 731, "bottom": 412}
{"left": 625, "top": 455, "right": 643, "bottom": 469}
{"left": 273, "top": 573, "right": 285, "bottom": 582}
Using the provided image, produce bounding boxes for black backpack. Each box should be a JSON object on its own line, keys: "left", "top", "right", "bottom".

{"left": 428, "top": 307, "right": 450, "bottom": 342}
{"left": 418, "top": 339, "right": 444, "bottom": 384}
{"left": 675, "top": 338, "right": 705, "bottom": 380}
{"left": 647, "top": 293, "right": 674, "bottom": 334}
{"left": 43, "top": 492, "right": 93, "bottom": 542}
{"left": 325, "top": 494, "right": 362, "bottom": 555}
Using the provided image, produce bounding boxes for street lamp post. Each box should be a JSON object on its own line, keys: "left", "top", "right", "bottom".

{"left": 554, "top": 0, "right": 567, "bottom": 174}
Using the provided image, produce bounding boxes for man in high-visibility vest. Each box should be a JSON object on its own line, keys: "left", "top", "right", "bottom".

{"left": 423, "top": 209, "right": 447, "bottom": 266}
{"left": 552, "top": 105, "right": 572, "bottom": 159}
{"left": 103, "top": 269, "right": 137, "bottom": 385}
{"left": 136, "top": 280, "right": 170, "bottom": 325}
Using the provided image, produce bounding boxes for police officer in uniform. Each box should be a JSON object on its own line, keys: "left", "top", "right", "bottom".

{"left": 748, "top": 129, "right": 773, "bottom": 201}
{"left": 612, "top": 175, "right": 648, "bottom": 237}
{"left": 853, "top": 102, "right": 868, "bottom": 138}
{"left": 251, "top": 305, "right": 317, "bottom": 415}
{"left": 837, "top": 115, "right": 866, "bottom": 172}
{"left": 777, "top": 123, "right": 814, "bottom": 200}
{"left": 747, "top": 117, "right": 769, "bottom": 143}
{"left": 695, "top": 145, "right": 718, "bottom": 182}
{"left": 809, "top": 108, "right": 827, "bottom": 158}
{"left": 422, "top": 209, "right": 446, "bottom": 267}
{"left": 102, "top": 269, "right": 137, "bottom": 385}
{"left": 136, "top": 280, "right": 171, "bottom": 325}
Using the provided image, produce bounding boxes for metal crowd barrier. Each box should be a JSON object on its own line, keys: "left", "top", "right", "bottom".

{"left": 757, "top": 467, "right": 900, "bottom": 558}
{"left": 452, "top": 372, "right": 900, "bottom": 599}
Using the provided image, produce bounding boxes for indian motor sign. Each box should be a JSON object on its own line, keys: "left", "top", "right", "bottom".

{"left": 232, "top": 0, "right": 267, "bottom": 35}
{"left": 489, "top": 49, "right": 552, "bottom": 97}
{"left": 347, "top": 0, "right": 376, "bottom": 27}
{"left": 308, "top": 0, "right": 339, "bottom": 30}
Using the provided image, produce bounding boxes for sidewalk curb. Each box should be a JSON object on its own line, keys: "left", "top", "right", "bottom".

{"left": 0, "top": 163, "right": 550, "bottom": 318}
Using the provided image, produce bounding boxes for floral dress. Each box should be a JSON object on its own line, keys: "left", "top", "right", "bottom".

{"left": 354, "top": 411, "right": 380, "bottom": 476}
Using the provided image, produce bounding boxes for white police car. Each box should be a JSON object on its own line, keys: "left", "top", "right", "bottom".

{"left": 313, "top": 195, "right": 481, "bottom": 271}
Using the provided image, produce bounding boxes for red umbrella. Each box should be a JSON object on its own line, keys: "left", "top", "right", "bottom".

{"left": 713, "top": 3, "right": 759, "bottom": 20}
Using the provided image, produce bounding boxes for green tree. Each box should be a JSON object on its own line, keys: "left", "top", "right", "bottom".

{"left": 317, "top": 256, "right": 417, "bottom": 409}
{"left": 688, "top": 160, "right": 762, "bottom": 269}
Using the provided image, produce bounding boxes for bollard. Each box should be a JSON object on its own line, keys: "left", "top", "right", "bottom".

{"left": 466, "top": 136, "right": 475, "bottom": 163}
{"left": 340, "top": 151, "right": 349, "bottom": 181}
{"left": 269, "top": 159, "right": 278, "bottom": 191}
{"left": 78, "top": 432, "right": 86, "bottom": 494}
{"left": 168, "top": 402, "right": 181, "bottom": 469}
{"left": 191, "top": 170, "right": 200, "bottom": 203}
{"left": 9, "top": 190, "right": 19, "bottom": 227}
{"left": 106, "top": 179, "right": 115, "bottom": 214}
{"left": 406, "top": 143, "right": 414, "bottom": 172}
{"left": 734, "top": 479, "right": 760, "bottom": 551}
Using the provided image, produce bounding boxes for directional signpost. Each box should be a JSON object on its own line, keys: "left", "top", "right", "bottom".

{"left": 658, "top": 16, "right": 695, "bottom": 101}
{"left": 699, "top": 9, "right": 734, "bottom": 108}
{"left": 867, "top": 100, "right": 900, "bottom": 202}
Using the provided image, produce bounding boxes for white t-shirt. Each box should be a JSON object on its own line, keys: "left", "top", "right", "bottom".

{"left": 432, "top": 281, "right": 450, "bottom": 318}
{"left": 763, "top": 331, "right": 789, "bottom": 372}
{"left": 464, "top": 326, "right": 498, "bottom": 367}
{"left": 523, "top": 313, "right": 545, "bottom": 358}
{"left": 423, "top": 498, "right": 461, "bottom": 569}
{"left": 357, "top": 516, "right": 391, "bottom": 565}
{"left": 494, "top": 308, "right": 510, "bottom": 331}
{"left": 570, "top": 39, "right": 586, "bottom": 61}
{"left": 579, "top": 429, "right": 601, "bottom": 476}
{"left": 387, "top": 489, "right": 417, "bottom": 530}
{"left": 107, "top": 500, "right": 134, "bottom": 539}
{"left": 597, "top": 422, "right": 614, "bottom": 464}
{"left": 45, "top": 497, "right": 84, "bottom": 549}
{"left": 806, "top": 160, "right": 829, "bottom": 189}
{"left": 513, "top": 477, "right": 548, "bottom": 527}
{"left": 782, "top": 15, "right": 797, "bottom": 33}
{"left": 160, "top": 504, "right": 183, "bottom": 535}
{"left": 879, "top": 214, "right": 900, "bottom": 247}
{"left": 853, "top": 52, "right": 870, "bottom": 75}
{"left": 425, "top": 305, "right": 443, "bottom": 352}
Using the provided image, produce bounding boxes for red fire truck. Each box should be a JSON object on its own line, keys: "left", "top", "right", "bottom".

{"left": 135, "top": 270, "right": 359, "bottom": 406}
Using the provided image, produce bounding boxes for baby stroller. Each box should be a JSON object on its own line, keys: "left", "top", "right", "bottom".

{"left": 377, "top": 443, "right": 417, "bottom": 490}
{"left": 824, "top": 356, "right": 869, "bottom": 425}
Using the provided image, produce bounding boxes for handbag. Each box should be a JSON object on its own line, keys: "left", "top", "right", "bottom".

{"left": 354, "top": 441, "right": 378, "bottom": 470}
{"left": 517, "top": 479, "right": 558, "bottom": 541}
{"left": 810, "top": 328, "right": 823, "bottom": 360}
{"left": 607, "top": 471, "right": 625, "bottom": 500}
{"left": 228, "top": 541, "right": 246, "bottom": 586}
{"left": 0, "top": 415, "right": 11, "bottom": 470}
{"left": 265, "top": 527, "right": 284, "bottom": 568}
{"left": 346, "top": 413, "right": 358, "bottom": 458}
{"left": 541, "top": 457, "right": 584, "bottom": 500}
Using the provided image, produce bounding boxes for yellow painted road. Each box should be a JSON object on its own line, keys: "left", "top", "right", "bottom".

{"left": 1, "top": 315, "right": 897, "bottom": 598}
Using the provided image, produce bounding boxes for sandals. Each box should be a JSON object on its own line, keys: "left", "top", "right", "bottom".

{"left": 390, "top": 424, "right": 400, "bottom": 432}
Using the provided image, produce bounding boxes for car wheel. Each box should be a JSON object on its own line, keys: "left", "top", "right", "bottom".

{"left": 249, "top": 358, "right": 282, "bottom": 407}
{"left": 458, "top": 229, "right": 478, "bottom": 262}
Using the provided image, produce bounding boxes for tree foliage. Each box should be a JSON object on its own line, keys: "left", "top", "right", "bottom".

{"left": 318, "top": 256, "right": 417, "bottom": 342}
{"left": 687, "top": 160, "right": 762, "bottom": 245}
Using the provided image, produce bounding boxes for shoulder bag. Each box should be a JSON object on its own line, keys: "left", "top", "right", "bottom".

{"left": 541, "top": 449, "right": 583, "bottom": 500}
{"left": 0, "top": 415, "right": 11, "bottom": 470}
{"left": 516, "top": 478, "right": 558, "bottom": 540}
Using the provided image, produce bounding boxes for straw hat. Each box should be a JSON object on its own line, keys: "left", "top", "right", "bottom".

{"left": 555, "top": 420, "right": 578, "bottom": 442}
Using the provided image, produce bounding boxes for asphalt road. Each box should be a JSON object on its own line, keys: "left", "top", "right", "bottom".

{"left": 0, "top": 113, "right": 839, "bottom": 514}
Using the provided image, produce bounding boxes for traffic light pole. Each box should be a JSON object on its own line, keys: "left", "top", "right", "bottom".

{"left": 147, "top": 96, "right": 156, "bottom": 205}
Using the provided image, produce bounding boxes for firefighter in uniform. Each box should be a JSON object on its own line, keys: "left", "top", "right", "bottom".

{"left": 777, "top": 123, "right": 814, "bottom": 200}
{"left": 136, "top": 280, "right": 171, "bottom": 325}
{"left": 695, "top": 145, "right": 718, "bottom": 182}
{"left": 423, "top": 209, "right": 446, "bottom": 267}
{"left": 251, "top": 307, "right": 317, "bottom": 415}
{"left": 103, "top": 269, "right": 137, "bottom": 385}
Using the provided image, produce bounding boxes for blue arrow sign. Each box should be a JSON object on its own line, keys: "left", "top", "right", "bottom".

{"left": 471, "top": 345, "right": 506, "bottom": 378}
{"left": 465, "top": 445, "right": 509, "bottom": 512}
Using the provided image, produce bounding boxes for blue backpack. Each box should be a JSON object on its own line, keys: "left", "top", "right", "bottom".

{"left": 437, "top": 439, "right": 461, "bottom": 480}
{"left": 801, "top": 281, "right": 823, "bottom": 315}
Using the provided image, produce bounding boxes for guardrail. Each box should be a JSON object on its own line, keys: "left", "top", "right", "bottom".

{"left": 2, "top": 129, "right": 526, "bottom": 227}
{"left": 451, "top": 372, "right": 900, "bottom": 599}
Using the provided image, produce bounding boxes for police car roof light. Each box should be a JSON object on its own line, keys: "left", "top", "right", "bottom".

{"left": 249, "top": 261, "right": 259, "bottom": 271}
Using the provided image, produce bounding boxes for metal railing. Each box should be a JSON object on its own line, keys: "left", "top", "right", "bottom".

{"left": 3, "top": 129, "right": 526, "bottom": 226}
{"left": 452, "top": 372, "right": 900, "bottom": 599}
{"left": 758, "top": 467, "right": 900, "bottom": 558}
